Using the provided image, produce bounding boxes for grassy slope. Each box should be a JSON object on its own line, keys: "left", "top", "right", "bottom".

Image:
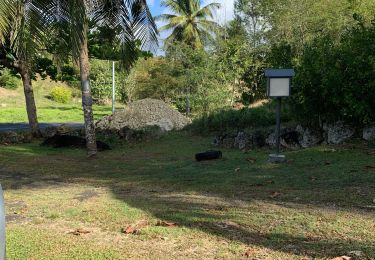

{"left": 1, "top": 132, "right": 374, "bottom": 259}
{"left": 0, "top": 79, "right": 113, "bottom": 123}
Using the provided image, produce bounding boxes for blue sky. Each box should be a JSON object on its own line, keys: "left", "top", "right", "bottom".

{"left": 146, "top": 0, "right": 235, "bottom": 53}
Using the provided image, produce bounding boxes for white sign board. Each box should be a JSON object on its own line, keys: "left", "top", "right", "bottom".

{"left": 269, "top": 78, "right": 290, "bottom": 97}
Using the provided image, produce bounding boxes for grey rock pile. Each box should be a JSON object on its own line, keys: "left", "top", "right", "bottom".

{"left": 213, "top": 121, "right": 375, "bottom": 151}
{"left": 96, "top": 99, "right": 191, "bottom": 132}
{"left": 0, "top": 131, "right": 32, "bottom": 144}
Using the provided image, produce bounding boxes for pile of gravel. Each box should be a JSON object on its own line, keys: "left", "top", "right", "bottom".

{"left": 96, "top": 98, "right": 191, "bottom": 131}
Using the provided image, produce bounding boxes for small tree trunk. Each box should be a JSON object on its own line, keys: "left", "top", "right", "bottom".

{"left": 79, "top": 20, "right": 97, "bottom": 157}
{"left": 186, "top": 87, "right": 191, "bottom": 116}
{"left": 20, "top": 69, "right": 40, "bottom": 137}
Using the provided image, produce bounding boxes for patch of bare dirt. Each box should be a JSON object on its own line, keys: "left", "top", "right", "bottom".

{"left": 74, "top": 190, "right": 100, "bottom": 202}
{"left": 0, "top": 87, "right": 18, "bottom": 97}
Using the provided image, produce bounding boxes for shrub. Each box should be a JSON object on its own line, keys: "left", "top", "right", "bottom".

{"left": 0, "top": 68, "right": 20, "bottom": 89}
{"left": 50, "top": 86, "right": 72, "bottom": 103}
{"left": 189, "top": 102, "right": 291, "bottom": 133}
{"left": 286, "top": 18, "right": 375, "bottom": 125}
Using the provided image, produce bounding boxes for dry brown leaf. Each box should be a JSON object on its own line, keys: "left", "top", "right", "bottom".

{"left": 246, "top": 158, "right": 257, "bottom": 163}
{"left": 68, "top": 228, "right": 91, "bottom": 236}
{"left": 330, "top": 256, "right": 352, "bottom": 260}
{"left": 244, "top": 248, "right": 257, "bottom": 257}
{"left": 156, "top": 220, "right": 178, "bottom": 227}
{"left": 122, "top": 226, "right": 138, "bottom": 234}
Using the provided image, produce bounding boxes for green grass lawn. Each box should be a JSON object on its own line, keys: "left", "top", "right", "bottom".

{"left": 0, "top": 80, "right": 114, "bottom": 123}
{"left": 1, "top": 132, "right": 374, "bottom": 259}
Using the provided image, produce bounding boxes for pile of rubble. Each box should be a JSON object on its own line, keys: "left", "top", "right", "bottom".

{"left": 96, "top": 99, "right": 191, "bottom": 132}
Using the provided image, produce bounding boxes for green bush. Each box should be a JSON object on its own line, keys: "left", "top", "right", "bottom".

{"left": 0, "top": 68, "right": 20, "bottom": 89}
{"left": 189, "top": 102, "right": 291, "bottom": 133}
{"left": 50, "top": 86, "right": 72, "bottom": 103}
{"left": 278, "top": 17, "right": 375, "bottom": 125}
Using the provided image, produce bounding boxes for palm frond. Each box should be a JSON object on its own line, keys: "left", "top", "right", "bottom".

{"left": 193, "top": 2, "right": 220, "bottom": 19}
{"left": 0, "top": 0, "right": 15, "bottom": 42}
{"left": 154, "top": 14, "right": 178, "bottom": 22}
{"left": 91, "top": 0, "right": 157, "bottom": 70}
{"left": 158, "top": 0, "right": 220, "bottom": 49}
{"left": 161, "top": 0, "right": 189, "bottom": 16}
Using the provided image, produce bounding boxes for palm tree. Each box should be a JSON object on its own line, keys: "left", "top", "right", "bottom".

{"left": 1, "top": 0, "right": 157, "bottom": 156}
{"left": 0, "top": 1, "right": 45, "bottom": 137}
{"left": 156, "top": 0, "right": 221, "bottom": 49}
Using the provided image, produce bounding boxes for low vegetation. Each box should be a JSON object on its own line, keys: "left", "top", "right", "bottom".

{"left": 0, "top": 68, "right": 20, "bottom": 90}
{"left": 49, "top": 86, "right": 72, "bottom": 104}
{"left": 1, "top": 133, "right": 375, "bottom": 258}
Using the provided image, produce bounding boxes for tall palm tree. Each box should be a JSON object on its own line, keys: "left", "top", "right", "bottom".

{"left": 156, "top": 0, "right": 221, "bottom": 49}
{"left": 1, "top": 0, "right": 157, "bottom": 156}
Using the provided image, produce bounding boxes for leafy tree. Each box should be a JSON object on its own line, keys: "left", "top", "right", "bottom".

{"left": 156, "top": 0, "right": 221, "bottom": 49}
{"left": 234, "top": 0, "right": 267, "bottom": 47}
{"left": 125, "top": 57, "right": 183, "bottom": 103}
{"left": 214, "top": 18, "right": 268, "bottom": 105}
{"left": 291, "top": 16, "right": 375, "bottom": 125}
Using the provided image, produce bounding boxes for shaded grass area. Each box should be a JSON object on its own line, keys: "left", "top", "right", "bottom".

{"left": 0, "top": 132, "right": 375, "bottom": 259}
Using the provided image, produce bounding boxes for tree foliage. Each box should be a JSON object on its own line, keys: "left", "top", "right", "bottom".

{"left": 156, "top": 0, "right": 221, "bottom": 49}
{"left": 291, "top": 17, "right": 375, "bottom": 124}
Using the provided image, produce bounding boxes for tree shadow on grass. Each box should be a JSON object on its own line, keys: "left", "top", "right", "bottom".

{"left": 1, "top": 139, "right": 375, "bottom": 258}
{"left": 110, "top": 186, "right": 375, "bottom": 258}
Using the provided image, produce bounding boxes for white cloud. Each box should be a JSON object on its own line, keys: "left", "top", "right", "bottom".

{"left": 204, "top": 0, "right": 235, "bottom": 25}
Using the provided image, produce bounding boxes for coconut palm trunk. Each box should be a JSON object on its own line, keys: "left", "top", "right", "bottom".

{"left": 19, "top": 66, "right": 40, "bottom": 137}
{"left": 79, "top": 19, "right": 97, "bottom": 156}
{"left": 0, "top": 58, "right": 40, "bottom": 136}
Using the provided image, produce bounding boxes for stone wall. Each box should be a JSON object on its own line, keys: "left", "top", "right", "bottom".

{"left": 213, "top": 122, "right": 375, "bottom": 151}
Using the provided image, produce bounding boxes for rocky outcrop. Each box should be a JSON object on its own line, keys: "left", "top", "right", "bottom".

{"left": 234, "top": 132, "right": 250, "bottom": 150}
{"left": 363, "top": 125, "right": 375, "bottom": 141}
{"left": 213, "top": 124, "right": 328, "bottom": 151}
{"left": 40, "top": 124, "right": 83, "bottom": 138}
{"left": 214, "top": 131, "right": 268, "bottom": 150}
{"left": 296, "top": 125, "right": 323, "bottom": 148}
{"left": 0, "top": 131, "right": 32, "bottom": 144}
{"left": 266, "top": 128, "right": 300, "bottom": 149}
{"left": 324, "top": 121, "right": 355, "bottom": 144}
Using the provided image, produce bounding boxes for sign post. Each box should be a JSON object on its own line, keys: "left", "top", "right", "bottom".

{"left": 0, "top": 184, "right": 5, "bottom": 259}
{"left": 112, "top": 61, "right": 116, "bottom": 114}
{"left": 265, "top": 69, "right": 295, "bottom": 163}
